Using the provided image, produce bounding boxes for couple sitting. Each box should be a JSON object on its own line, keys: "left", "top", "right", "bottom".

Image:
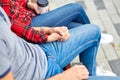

{"left": 0, "top": 1, "right": 101, "bottom": 80}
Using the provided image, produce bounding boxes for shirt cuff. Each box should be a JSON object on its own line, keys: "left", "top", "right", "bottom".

{"left": 0, "top": 67, "right": 11, "bottom": 78}
{"left": 41, "top": 34, "right": 48, "bottom": 43}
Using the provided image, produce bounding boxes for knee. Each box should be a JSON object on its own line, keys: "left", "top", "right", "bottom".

{"left": 90, "top": 24, "right": 101, "bottom": 41}
{"left": 68, "top": 3, "right": 84, "bottom": 11}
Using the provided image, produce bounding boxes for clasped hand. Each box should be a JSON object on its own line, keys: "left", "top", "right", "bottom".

{"left": 33, "top": 26, "right": 70, "bottom": 42}
{"left": 47, "top": 26, "right": 70, "bottom": 42}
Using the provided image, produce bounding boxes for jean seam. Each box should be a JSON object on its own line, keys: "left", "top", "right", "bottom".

{"left": 79, "top": 10, "right": 90, "bottom": 24}
{"left": 59, "top": 39, "right": 99, "bottom": 66}
{"left": 54, "top": 12, "right": 78, "bottom": 26}
{"left": 92, "top": 41, "right": 99, "bottom": 75}
{"left": 54, "top": 9, "right": 89, "bottom": 26}
{"left": 48, "top": 56, "right": 55, "bottom": 59}
{"left": 92, "top": 44, "right": 97, "bottom": 75}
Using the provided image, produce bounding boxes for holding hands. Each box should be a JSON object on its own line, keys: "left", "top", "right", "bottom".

{"left": 27, "top": 1, "right": 70, "bottom": 42}
{"left": 33, "top": 26, "right": 70, "bottom": 42}
{"left": 47, "top": 27, "right": 70, "bottom": 42}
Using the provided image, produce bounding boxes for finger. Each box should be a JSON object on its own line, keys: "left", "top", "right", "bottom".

{"left": 78, "top": 70, "right": 89, "bottom": 80}
{"left": 78, "top": 65, "right": 87, "bottom": 69}
{"left": 58, "top": 31, "right": 65, "bottom": 36}
{"left": 53, "top": 28, "right": 64, "bottom": 36}
{"left": 47, "top": 33, "right": 60, "bottom": 42}
{"left": 80, "top": 66, "right": 89, "bottom": 74}
{"left": 80, "top": 70, "right": 89, "bottom": 76}
{"left": 79, "top": 69, "right": 89, "bottom": 78}
{"left": 46, "top": 8, "right": 49, "bottom": 12}
{"left": 61, "top": 26, "right": 68, "bottom": 32}
{"left": 79, "top": 66, "right": 89, "bottom": 74}
{"left": 57, "top": 36, "right": 64, "bottom": 42}
{"left": 66, "top": 30, "right": 69, "bottom": 32}
{"left": 60, "top": 31, "right": 64, "bottom": 36}
{"left": 60, "top": 31, "right": 69, "bottom": 36}
{"left": 57, "top": 39, "right": 63, "bottom": 42}
{"left": 35, "top": 10, "right": 40, "bottom": 14}
{"left": 80, "top": 75, "right": 89, "bottom": 80}
{"left": 35, "top": 6, "right": 40, "bottom": 14}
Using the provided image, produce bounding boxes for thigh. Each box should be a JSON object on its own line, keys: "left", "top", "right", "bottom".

{"left": 89, "top": 76, "right": 120, "bottom": 80}
{"left": 30, "top": 3, "right": 77, "bottom": 27}
{"left": 39, "top": 24, "right": 100, "bottom": 68}
{"left": 30, "top": 3, "right": 90, "bottom": 28}
{"left": 45, "top": 58, "right": 63, "bottom": 79}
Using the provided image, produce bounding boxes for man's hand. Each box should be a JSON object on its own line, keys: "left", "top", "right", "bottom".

{"left": 61, "top": 65, "right": 89, "bottom": 80}
{"left": 47, "top": 65, "right": 89, "bottom": 80}
{"left": 47, "top": 33, "right": 61, "bottom": 42}
{"left": 47, "top": 32, "right": 70, "bottom": 42}
{"left": 58, "top": 31, "right": 70, "bottom": 41}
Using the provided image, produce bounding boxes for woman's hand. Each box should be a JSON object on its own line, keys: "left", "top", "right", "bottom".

{"left": 47, "top": 33, "right": 61, "bottom": 42}
{"left": 58, "top": 31, "right": 70, "bottom": 41}
{"left": 27, "top": 2, "right": 49, "bottom": 14}
{"left": 27, "top": 2, "right": 40, "bottom": 14}
{"left": 48, "top": 26, "right": 68, "bottom": 35}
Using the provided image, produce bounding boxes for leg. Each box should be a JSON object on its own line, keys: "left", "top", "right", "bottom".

{"left": 41, "top": 24, "right": 101, "bottom": 78}
{"left": 30, "top": 3, "right": 90, "bottom": 29}
{"left": 89, "top": 76, "right": 120, "bottom": 80}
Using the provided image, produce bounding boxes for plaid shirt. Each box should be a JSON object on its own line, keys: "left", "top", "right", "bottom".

{"left": 0, "top": 0, "right": 48, "bottom": 43}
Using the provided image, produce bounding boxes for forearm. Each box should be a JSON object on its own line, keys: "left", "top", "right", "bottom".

{"left": 33, "top": 27, "right": 61, "bottom": 35}
{"left": 33, "top": 27, "right": 52, "bottom": 34}
{"left": 11, "top": 23, "right": 48, "bottom": 43}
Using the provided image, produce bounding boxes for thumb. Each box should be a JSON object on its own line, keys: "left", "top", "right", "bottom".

{"left": 35, "top": 7, "right": 40, "bottom": 14}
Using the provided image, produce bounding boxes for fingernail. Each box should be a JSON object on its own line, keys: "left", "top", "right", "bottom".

{"left": 61, "top": 32, "right": 64, "bottom": 35}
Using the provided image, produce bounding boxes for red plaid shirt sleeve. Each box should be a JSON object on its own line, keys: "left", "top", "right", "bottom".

{"left": 12, "top": 21, "right": 48, "bottom": 43}
{"left": 0, "top": 0, "right": 48, "bottom": 43}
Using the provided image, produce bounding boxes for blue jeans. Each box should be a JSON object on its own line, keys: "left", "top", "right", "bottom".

{"left": 30, "top": 3, "right": 101, "bottom": 78}
{"left": 89, "top": 76, "right": 120, "bottom": 80}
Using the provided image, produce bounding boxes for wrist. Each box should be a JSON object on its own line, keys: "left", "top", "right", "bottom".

{"left": 40, "top": 27, "right": 50, "bottom": 35}
{"left": 40, "top": 27, "right": 48, "bottom": 43}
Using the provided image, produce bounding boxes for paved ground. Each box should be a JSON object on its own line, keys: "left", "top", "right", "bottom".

{"left": 49, "top": 0, "right": 120, "bottom": 76}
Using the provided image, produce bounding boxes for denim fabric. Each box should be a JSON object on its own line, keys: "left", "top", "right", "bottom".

{"left": 41, "top": 24, "right": 101, "bottom": 78}
{"left": 29, "top": 3, "right": 101, "bottom": 78}
{"left": 89, "top": 76, "right": 120, "bottom": 80}
{"left": 30, "top": 3, "right": 90, "bottom": 27}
